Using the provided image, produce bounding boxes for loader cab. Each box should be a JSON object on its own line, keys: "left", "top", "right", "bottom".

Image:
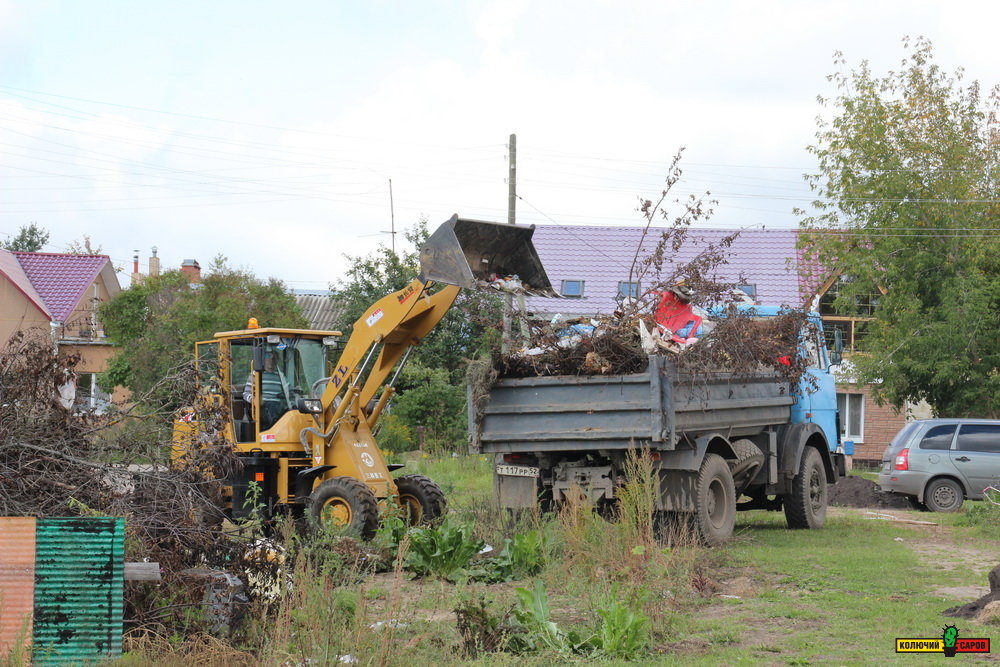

{"left": 195, "top": 327, "right": 342, "bottom": 447}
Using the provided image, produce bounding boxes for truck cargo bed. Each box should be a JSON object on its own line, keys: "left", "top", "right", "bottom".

{"left": 475, "top": 356, "right": 793, "bottom": 453}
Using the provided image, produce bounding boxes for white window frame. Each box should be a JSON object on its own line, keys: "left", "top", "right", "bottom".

{"left": 561, "top": 280, "right": 585, "bottom": 298}
{"left": 617, "top": 281, "right": 639, "bottom": 298}
{"left": 837, "top": 392, "right": 865, "bottom": 443}
{"left": 74, "top": 372, "right": 111, "bottom": 414}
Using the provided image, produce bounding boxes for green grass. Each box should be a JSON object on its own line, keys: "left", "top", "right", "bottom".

{"left": 113, "top": 455, "right": 1000, "bottom": 665}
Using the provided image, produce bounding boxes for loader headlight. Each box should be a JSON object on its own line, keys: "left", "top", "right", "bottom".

{"left": 297, "top": 398, "right": 323, "bottom": 414}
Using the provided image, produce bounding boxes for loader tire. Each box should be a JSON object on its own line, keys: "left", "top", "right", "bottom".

{"left": 394, "top": 474, "right": 447, "bottom": 525}
{"left": 694, "top": 453, "right": 736, "bottom": 546}
{"left": 783, "top": 447, "right": 827, "bottom": 529}
{"left": 308, "top": 476, "right": 379, "bottom": 539}
{"left": 729, "top": 439, "right": 764, "bottom": 497}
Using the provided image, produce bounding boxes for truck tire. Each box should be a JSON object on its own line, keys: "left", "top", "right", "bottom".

{"left": 308, "top": 476, "right": 379, "bottom": 539}
{"left": 694, "top": 453, "right": 736, "bottom": 546}
{"left": 923, "top": 478, "right": 964, "bottom": 513}
{"left": 783, "top": 447, "right": 827, "bottom": 529}
{"left": 730, "top": 439, "right": 764, "bottom": 497}
{"left": 394, "top": 474, "right": 447, "bottom": 525}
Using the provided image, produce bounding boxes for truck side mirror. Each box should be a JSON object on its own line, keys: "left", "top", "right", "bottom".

{"left": 830, "top": 329, "right": 844, "bottom": 365}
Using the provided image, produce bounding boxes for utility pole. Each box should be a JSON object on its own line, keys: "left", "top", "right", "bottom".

{"left": 388, "top": 178, "right": 396, "bottom": 255}
{"left": 502, "top": 135, "right": 516, "bottom": 352}
{"left": 508, "top": 134, "right": 516, "bottom": 225}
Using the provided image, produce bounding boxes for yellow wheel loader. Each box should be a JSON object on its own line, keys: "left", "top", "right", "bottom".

{"left": 173, "top": 215, "right": 554, "bottom": 537}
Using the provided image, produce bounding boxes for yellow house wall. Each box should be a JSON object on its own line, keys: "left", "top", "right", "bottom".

{"left": 0, "top": 277, "right": 49, "bottom": 345}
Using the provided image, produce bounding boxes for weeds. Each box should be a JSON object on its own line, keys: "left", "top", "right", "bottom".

{"left": 454, "top": 580, "right": 650, "bottom": 659}
{"left": 405, "top": 517, "right": 485, "bottom": 581}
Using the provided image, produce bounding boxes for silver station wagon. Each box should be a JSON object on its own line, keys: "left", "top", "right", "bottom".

{"left": 877, "top": 419, "right": 1000, "bottom": 512}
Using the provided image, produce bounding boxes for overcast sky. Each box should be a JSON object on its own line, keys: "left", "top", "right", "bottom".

{"left": 1, "top": 1, "right": 996, "bottom": 290}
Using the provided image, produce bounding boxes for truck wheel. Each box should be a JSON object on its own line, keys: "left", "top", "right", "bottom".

{"left": 694, "top": 453, "right": 736, "bottom": 546}
{"left": 730, "top": 439, "right": 764, "bottom": 497}
{"left": 394, "top": 474, "right": 447, "bottom": 525}
{"left": 784, "top": 447, "right": 827, "bottom": 529}
{"left": 308, "top": 476, "right": 379, "bottom": 539}
{"left": 923, "top": 478, "right": 964, "bottom": 512}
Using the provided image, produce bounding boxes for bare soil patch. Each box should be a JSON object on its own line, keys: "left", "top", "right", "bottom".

{"left": 827, "top": 475, "right": 912, "bottom": 509}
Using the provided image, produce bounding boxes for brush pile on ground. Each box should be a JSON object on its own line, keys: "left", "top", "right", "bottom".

{"left": 0, "top": 332, "right": 246, "bottom": 627}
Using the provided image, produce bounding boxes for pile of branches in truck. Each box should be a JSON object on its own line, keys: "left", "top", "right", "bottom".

{"left": 496, "top": 302, "right": 814, "bottom": 390}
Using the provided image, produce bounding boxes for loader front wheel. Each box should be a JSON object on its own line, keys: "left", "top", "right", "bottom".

{"left": 394, "top": 474, "right": 447, "bottom": 525}
{"left": 308, "top": 476, "right": 379, "bottom": 539}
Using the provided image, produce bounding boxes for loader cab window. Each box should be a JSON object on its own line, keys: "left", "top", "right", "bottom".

{"left": 195, "top": 342, "right": 221, "bottom": 393}
{"left": 246, "top": 337, "right": 329, "bottom": 434}
{"left": 230, "top": 339, "right": 256, "bottom": 442}
{"left": 269, "top": 338, "right": 328, "bottom": 397}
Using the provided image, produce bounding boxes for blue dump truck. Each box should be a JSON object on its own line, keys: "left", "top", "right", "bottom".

{"left": 472, "top": 307, "right": 845, "bottom": 545}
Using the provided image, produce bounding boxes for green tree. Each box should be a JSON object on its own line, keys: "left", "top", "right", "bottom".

{"left": 99, "top": 256, "right": 306, "bottom": 404}
{"left": 799, "top": 37, "right": 1000, "bottom": 417}
{"left": 2, "top": 222, "right": 50, "bottom": 252}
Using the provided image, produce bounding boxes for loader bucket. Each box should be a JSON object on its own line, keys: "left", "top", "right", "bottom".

{"left": 419, "top": 214, "right": 558, "bottom": 297}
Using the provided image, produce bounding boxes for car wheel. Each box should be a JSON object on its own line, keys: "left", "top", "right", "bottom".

{"left": 923, "top": 478, "right": 964, "bottom": 513}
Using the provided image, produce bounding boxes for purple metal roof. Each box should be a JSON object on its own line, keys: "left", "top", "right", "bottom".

{"left": 523, "top": 225, "right": 810, "bottom": 316}
{"left": 0, "top": 249, "right": 50, "bottom": 318}
{"left": 12, "top": 253, "right": 111, "bottom": 323}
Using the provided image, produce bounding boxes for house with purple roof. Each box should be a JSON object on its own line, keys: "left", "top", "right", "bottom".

{"left": 523, "top": 225, "right": 810, "bottom": 316}
{"left": 0, "top": 250, "right": 124, "bottom": 411}
{"left": 519, "top": 223, "right": 918, "bottom": 464}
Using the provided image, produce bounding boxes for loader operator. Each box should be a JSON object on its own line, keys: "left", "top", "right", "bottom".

{"left": 242, "top": 352, "right": 290, "bottom": 431}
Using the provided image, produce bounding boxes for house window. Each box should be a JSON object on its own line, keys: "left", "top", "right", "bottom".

{"left": 737, "top": 284, "right": 756, "bottom": 297}
{"left": 75, "top": 373, "right": 111, "bottom": 414}
{"left": 818, "top": 274, "right": 879, "bottom": 352}
{"left": 837, "top": 392, "right": 864, "bottom": 442}
{"left": 617, "top": 281, "right": 639, "bottom": 298}
{"left": 561, "top": 280, "right": 585, "bottom": 298}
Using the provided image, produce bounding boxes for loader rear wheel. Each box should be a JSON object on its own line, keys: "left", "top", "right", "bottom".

{"left": 694, "top": 453, "right": 736, "bottom": 546}
{"left": 308, "top": 476, "right": 379, "bottom": 539}
{"left": 394, "top": 474, "right": 446, "bottom": 525}
{"left": 783, "top": 447, "right": 827, "bottom": 529}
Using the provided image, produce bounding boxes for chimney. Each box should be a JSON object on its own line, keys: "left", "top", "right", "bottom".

{"left": 180, "top": 259, "right": 201, "bottom": 283}
{"left": 149, "top": 246, "right": 160, "bottom": 278}
{"left": 131, "top": 250, "right": 142, "bottom": 284}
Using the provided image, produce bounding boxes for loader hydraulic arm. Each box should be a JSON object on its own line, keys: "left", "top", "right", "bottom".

{"left": 317, "top": 278, "right": 460, "bottom": 431}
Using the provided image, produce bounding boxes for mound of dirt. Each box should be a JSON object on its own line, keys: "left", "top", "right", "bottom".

{"left": 943, "top": 564, "right": 1000, "bottom": 619}
{"left": 827, "top": 475, "right": 913, "bottom": 510}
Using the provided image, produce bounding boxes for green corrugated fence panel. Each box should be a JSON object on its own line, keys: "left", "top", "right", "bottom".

{"left": 32, "top": 518, "right": 124, "bottom": 666}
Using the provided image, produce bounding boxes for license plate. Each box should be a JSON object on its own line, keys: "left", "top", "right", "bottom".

{"left": 496, "top": 464, "right": 539, "bottom": 478}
